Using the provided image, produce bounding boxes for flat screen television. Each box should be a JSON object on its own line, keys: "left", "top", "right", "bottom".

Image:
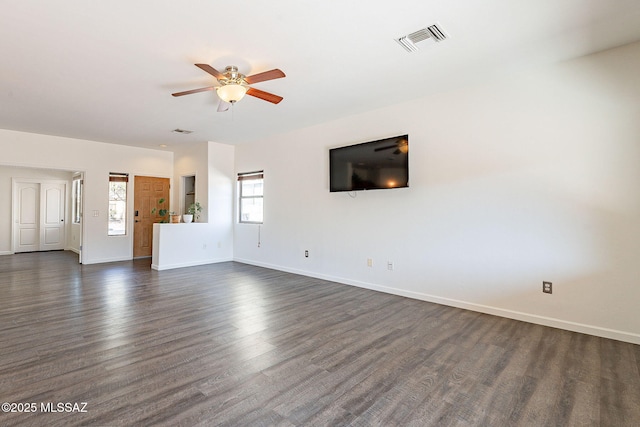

{"left": 329, "top": 134, "right": 409, "bottom": 192}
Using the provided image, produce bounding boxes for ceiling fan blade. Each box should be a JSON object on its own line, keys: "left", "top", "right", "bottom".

{"left": 217, "top": 100, "right": 230, "bottom": 112}
{"left": 172, "top": 86, "right": 215, "bottom": 97}
{"left": 246, "top": 87, "right": 283, "bottom": 104}
{"left": 374, "top": 145, "right": 397, "bottom": 152}
{"left": 195, "top": 64, "right": 225, "bottom": 79}
{"left": 244, "top": 69, "right": 286, "bottom": 84}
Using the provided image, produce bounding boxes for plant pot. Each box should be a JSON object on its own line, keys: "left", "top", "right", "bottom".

{"left": 170, "top": 214, "right": 181, "bottom": 223}
{"left": 182, "top": 214, "right": 193, "bottom": 223}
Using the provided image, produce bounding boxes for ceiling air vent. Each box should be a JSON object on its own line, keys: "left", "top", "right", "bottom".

{"left": 172, "top": 128, "right": 193, "bottom": 134}
{"left": 396, "top": 23, "right": 448, "bottom": 52}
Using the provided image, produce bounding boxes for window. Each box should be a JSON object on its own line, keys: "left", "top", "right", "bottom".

{"left": 72, "top": 175, "right": 83, "bottom": 224}
{"left": 108, "top": 173, "right": 128, "bottom": 235}
{"left": 238, "top": 171, "right": 263, "bottom": 223}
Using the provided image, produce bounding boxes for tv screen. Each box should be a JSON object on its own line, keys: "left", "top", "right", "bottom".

{"left": 329, "top": 135, "right": 409, "bottom": 192}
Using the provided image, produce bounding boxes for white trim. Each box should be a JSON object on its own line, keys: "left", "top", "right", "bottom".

{"left": 0, "top": 251, "right": 15, "bottom": 256}
{"left": 233, "top": 257, "right": 640, "bottom": 345}
{"left": 82, "top": 256, "right": 132, "bottom": 265}
{"left": 151, "top": 257, "right": 232, "bottom": 271}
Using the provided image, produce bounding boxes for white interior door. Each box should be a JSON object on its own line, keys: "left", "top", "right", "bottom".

{"left": 40, "top": 182, "right": 66, "bottom": 251}
{"left": 13, "top": 179, "right": 66, "bottom": 253}
{"left": 15, "top": 182, "right": 40, "bottom": 252}
{"left": 74, "top": 174, "right": 84, "bottom": 263}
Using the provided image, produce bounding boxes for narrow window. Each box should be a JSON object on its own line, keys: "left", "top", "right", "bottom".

{"left": 238, "top": 171, "right": 263, "bottom": 224}
{"left": 108, "top": 173, "right": 128, "bottom": 235}
{"left": 72, "top": 175, "right": 83, "bottom": 224}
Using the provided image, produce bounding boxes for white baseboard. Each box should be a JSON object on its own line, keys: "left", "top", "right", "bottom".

{"left": 152, "top": 257, "right": 233, "bottom": 271}
{"left": 67, "top": 247, "right": 80, "bottom": 255}
{"left": 233, "top": 257, "right": 640, "bottom": 345}
{"left": 82, "top": 256, "right": 132, "bottom": 265}
{"left": 0, "top": 251, "right": 15, "bottom": 256}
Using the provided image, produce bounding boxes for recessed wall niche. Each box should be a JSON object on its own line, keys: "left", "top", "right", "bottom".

{"left": 182, "top": 175, "right": 195, "bottom": 214}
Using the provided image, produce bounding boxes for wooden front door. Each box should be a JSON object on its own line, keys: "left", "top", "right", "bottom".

{"left": 133, "top": 176, "right": 169, "bottom": 258}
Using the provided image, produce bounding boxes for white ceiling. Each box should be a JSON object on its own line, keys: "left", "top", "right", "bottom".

{"left": 2, "top": 1, "right": 640, "bottom": 151}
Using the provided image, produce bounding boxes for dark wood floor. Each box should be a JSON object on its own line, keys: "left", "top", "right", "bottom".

{"left": 1, "top": 251, "right": 639, "bottom": 426}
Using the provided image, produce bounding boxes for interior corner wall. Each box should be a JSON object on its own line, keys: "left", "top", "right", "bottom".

{"left": 0, "top": 130, "right": 174, "bottom": 264}
{"left": 207, "top": 141, "right": 235, "bottom": 262}
{"left": 172, "top": 141, "right": 234, "bottom": 262}
{"left": 233, "top": 41, "right": 640, "bottom": 344}
{"left": 173, "top": 142, "right": 209, "bottom": 219}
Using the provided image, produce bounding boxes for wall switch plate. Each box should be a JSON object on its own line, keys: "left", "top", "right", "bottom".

{"left": 367, "top": 258, "right": 373, "bottom": 267}
{"left": 387, "top": 261, "right": 394, "bottom": 271}
{"left": 543, "top": 281, "right": 552, "bottom": 294}
{"left": 304, "top": 250, "right": 309, "bottom": 258}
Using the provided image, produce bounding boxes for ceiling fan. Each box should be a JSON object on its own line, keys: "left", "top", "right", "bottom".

{"left": 172, "top": 64, "right": 285, "bottom": 112}
{"left": 374, "top": 137, "right": 409, "bottom": 154}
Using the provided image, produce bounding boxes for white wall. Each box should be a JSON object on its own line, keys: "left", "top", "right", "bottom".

{"left": 0, "top": 166, "right": 74, "bottom": 255}
{"left": 172, "top": 141, "right": 235, "bottom": 262}
{"left": 207, "top": 141, "right": 235, "bottom": 262}
{"left": 152, "top": 223, "right": 227, "bottom": 270}
{"left": 234, "top": 41, "right": 640, "bottom": 344}
{"left": 1, "top": 130, "right": 173, "bottom": 264}
{"left": 174, "top": 142, "right": 209, "bottom": 219}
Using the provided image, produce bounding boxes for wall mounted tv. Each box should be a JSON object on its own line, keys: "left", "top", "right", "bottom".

{"left": 329, "top": 134, "right": 409, "bottom": 192}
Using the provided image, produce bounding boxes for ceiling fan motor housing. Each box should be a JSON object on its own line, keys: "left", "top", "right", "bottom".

{"left": 219, "top": 66, "right": 247, "bottom": 86}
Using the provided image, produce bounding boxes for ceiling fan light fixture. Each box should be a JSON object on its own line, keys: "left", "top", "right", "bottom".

{"left": 217, "top": 84, "right": 247, "bottom": 103}
{"left": 398, "top": 139, "right": 409, "bottom": 153}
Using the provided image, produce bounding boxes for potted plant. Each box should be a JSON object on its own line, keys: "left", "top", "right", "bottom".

{"left": 151, "top": 198, "right": 169, "bottom": 223}
{"left": 185, "top": 201, "right": 202, "bottom": 223}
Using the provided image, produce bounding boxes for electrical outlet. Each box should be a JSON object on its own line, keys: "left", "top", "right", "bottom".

{"left": 387, "top": 261, "right": 394, "bottom": 271}
{"left": 304, "top": 250, "right": 309, "bottom": 258}
{"left": 543, "top": 281, "right": 552, "bottom": 294}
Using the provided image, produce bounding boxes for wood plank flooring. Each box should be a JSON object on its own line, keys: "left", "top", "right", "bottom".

{"left": 1, "top": 251, "right": 639, "bottom": 426}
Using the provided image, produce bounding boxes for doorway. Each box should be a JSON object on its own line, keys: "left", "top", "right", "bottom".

{"left": 133, "top": 176, "right": 170, "bottom": 258}
{"left": 182, "top": 175, "right": 196, "bottom": 215}
{"left": 12, "top": 179, "right": 67, "bottom": 253}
